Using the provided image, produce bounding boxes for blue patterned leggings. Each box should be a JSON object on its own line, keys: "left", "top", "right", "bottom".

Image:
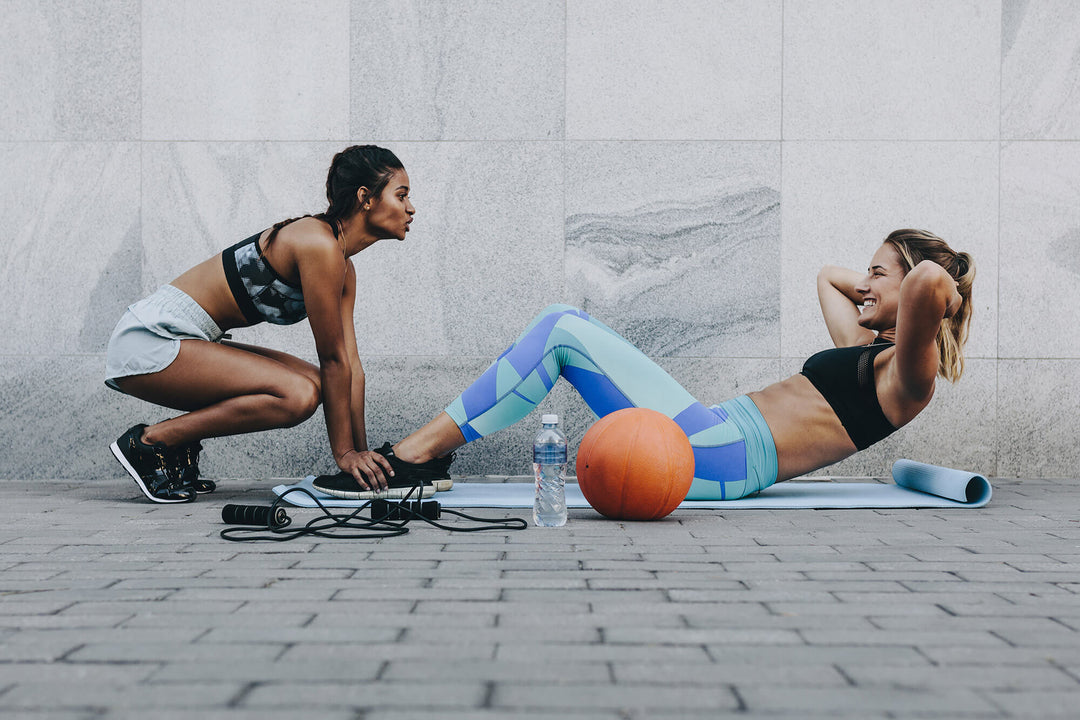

{"left": 444, "top": 305, "right": 778, "bottom": 500}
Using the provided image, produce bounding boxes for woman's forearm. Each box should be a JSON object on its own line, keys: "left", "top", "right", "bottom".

{"left": 817, "top": 265, "right": 865, "bottom": 305}
{"left": 350, "top": 365, "right": 368, "bottom": 452}
{"left": 816, "top": 265, "right": 872, "bottom": 346}
{"left": 319, "top": 358, "right": 356, "bottom": 460}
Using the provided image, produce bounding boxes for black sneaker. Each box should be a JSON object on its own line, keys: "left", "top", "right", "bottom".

{"left": 174, "top": 442, "right": 215, "bottom": 494}
{"left": 312, "top": 472, "right": 436, "bottom": 500}
{"left": 110, "top": 425, "right": 196, "bottom": 503}
{"left": 373, "top": 442, "right": 455, "bottom": 492}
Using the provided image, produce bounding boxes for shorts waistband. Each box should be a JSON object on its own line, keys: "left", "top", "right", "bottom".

{"left": 715, "top": 395, "right": 779, "bottom": 490}
{"left": 131, "top": 285, "right": 224, "bottom": 342}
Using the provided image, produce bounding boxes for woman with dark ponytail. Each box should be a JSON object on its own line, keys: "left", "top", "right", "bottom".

{"left": 105, "top": 145, "right": 441, "bottom": 503}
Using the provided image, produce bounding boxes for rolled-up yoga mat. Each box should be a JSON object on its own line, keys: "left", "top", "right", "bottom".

{"left": 891, "top": 459, "right": 992, "bottom": 505}
{"left": 273, "top": 459, "right": 992, "bottom": 510}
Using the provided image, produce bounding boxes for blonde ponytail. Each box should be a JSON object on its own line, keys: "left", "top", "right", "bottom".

{"left": 884, "top": 230, "right": 975, "bottom": 383}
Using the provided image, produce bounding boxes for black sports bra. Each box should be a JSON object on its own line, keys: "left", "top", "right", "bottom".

{"left": 222, "top": 232, "right": 307, "bottom": 326}
{"left": 800, "top": 339, "right": 897, "bottom": 450}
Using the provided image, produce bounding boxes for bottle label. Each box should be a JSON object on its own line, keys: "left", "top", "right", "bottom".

{"left": 534, "top": 447, "right": 567, "bottom": 464}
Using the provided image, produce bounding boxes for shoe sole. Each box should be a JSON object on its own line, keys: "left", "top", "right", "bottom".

{"left": 110, "top": 441, "right": 193, "bottom": 504}
{"left": 431, "top": 479, "right": 453, "bottom": 492}
{"left": 312, "top": 483, "right": 436, "bottom": 501}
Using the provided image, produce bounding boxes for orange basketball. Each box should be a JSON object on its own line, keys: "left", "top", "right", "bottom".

{"left": 575, "top": 408, "right": 695, "bottom": 521}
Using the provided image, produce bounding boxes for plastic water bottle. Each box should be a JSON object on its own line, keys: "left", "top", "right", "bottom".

{"left": 533, "top": 414, "right": 568, "bottom": 527}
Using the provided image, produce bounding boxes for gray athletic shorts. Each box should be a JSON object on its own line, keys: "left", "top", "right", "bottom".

{"left": 105, "top": 285, "right": 224, "bottom": 392}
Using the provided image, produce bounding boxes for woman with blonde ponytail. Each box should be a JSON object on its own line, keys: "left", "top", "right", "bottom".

{"left": 316, "top": 229, "right": 975, "bottom": 503}
{"left": 104, "top": 145, "right": 449, "bottom": 504}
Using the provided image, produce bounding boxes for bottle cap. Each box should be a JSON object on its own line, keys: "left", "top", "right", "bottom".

{"left": 541, "top": 414, "right": 559, "bottom": 424}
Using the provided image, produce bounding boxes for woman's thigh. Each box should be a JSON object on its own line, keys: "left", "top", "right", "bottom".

{"left": 115, "top": 339, "right": 318, "bottom": 412}
{"left": 220, "top": 339, "right": 320, "bottom": 388}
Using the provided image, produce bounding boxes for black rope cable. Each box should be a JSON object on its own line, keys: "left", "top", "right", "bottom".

{"left": 219, "top": 480, "right": 526, "bottom": 542}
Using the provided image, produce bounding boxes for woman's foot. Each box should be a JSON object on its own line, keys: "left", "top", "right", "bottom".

{"left": 375, "top": 442, "right": 454, "bottom": 492}
{"left": 110, "top": 425, "right": 196, "bottom": 504}
{"left": 311, "top": 472, "right": 436, "bottom": 500}
{"left": 173, "top": 442, "right": 215, "bottom": 494}
{"left": 390, "top": 412, "right": 465, "bottom": 473}
{"left": 312, "top": 442, "right": 455, "bottom": 499}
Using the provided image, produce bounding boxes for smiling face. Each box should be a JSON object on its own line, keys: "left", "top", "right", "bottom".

{"left": 363, "top": 169, "right": 414, "bottom": 241}
{"left": 855, "top": 243, "right": 907, "bottom": 333}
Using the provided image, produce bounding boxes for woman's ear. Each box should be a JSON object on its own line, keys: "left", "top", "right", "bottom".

{"left": 356, "top": 187, "right": 371, "bottom": 211}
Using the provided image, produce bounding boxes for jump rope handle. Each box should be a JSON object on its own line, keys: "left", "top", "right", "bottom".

{"left": 221, "top": 504, "right": 289, "bottom": 528}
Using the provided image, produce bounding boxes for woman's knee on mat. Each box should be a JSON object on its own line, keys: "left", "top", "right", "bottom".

{"left": 537, "top": 303, "right": 585, "bottom": 321}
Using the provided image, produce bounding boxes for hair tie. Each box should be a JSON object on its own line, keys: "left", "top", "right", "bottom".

{"left": 956, "top": 254, "right": 969, "bottom": 276}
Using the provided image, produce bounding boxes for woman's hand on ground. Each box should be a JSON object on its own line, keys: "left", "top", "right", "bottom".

{"left": 336, "top": 449, "right": 395, "bottom": 491}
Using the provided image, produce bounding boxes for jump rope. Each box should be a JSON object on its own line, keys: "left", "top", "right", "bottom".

{"left": 219, "top": 480, "right": 526, "bottom": 542}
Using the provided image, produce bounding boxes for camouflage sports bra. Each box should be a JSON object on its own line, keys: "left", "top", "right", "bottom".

{"left": 221, "top": 232, "right": 307, "bottom": 325}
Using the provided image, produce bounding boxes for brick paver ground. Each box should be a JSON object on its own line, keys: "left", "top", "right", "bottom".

{"left": 2, "top": 476, "right": 1078, "bottom": 718}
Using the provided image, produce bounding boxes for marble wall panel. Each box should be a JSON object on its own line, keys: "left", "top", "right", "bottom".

{"left": 998, "top": 359, "right": 1080, "bottom": 477}
{"left": 142, "top": 0, "right": 350, "bottom": 141}
{"left": 9, "top": 2, "right": 1080, "bottom": 484}
{"left": 781, "top": 141, "right": 999, "bottom": 362}
{"left": 0, "top": 142, "right": 140, "bottom": 355}
{"left": 0, "top": 355, "right": 153, "bottom": 481}
{"left": 791, "top": 358, "right": 997, "bottom": 479}
{"left": 352, "top": 0, "right": 564, "bottom": 141}
{"left": 349, "top": 142, "right": 565, "bottom": 358}
{"left": 0, "top": 0, "right": 139, "bottom": 141}
{"left": 1000, "top": 141, "right": 1080, "bottom": 358}
{"left": 565, "top": 142, "right": 781, "bottom": 358}
{"left": 566, "top": 0, "right": 782, "bottom": 140}
{"left": 1002, "top": 0, "right": 1080, "bottom": 140}
{"left": 784, "top": 0, "right": 1000, "bottom": 140}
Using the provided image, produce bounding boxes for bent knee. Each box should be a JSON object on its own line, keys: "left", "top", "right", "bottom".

{"left": 539, "top": 303, "right": 586, "bottom": 320}
{"left": 279, "top": 377, "right": 321, "bottom": 426}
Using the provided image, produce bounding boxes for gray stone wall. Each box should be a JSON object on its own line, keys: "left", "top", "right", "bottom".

{"left": 2, "top": 1, "right": 1078, "bottom": 481}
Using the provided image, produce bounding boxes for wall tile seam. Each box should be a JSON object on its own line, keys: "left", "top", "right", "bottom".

{"left": 11, "top": 354, "right": 1065, "bottom": 361}
{"left": 136, "top": 137, "right": 575, "bottom": 144}
{"left": 0, "top": 138, "right": 146, "bottom": 144}
{"left": 995, "top": 63, "right": 1002, "bottom": 481}
{"left": 18, "top": 138, "right": 1080, "bottom": 145}
{"left": 771, "top": 138, "right": 1010, "bottom": 143}
{"left": 561, "top": 0, "right": 569, "bottom": 315}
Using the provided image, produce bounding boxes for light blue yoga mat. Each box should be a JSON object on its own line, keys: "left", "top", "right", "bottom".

{"left": 272, "top": 459, "right": 991, "bottom": 510}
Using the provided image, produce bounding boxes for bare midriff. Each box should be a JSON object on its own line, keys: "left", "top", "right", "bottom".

{"left": 748, "top": 374, "right": 859, "bottom": 482}
{"left": 169, "top": 255, "right": 252, "bottom": 332}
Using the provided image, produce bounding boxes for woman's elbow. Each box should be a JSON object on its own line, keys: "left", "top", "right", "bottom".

{"left": 317, "top": 353, "right": 350, "bottom": 374}
{"left": 817, "top": 265, "right": 840, "bottom": 284}
{"left": 906, "top": 261, "right": 952, "bottom": 291}
{"left": 903, "top": 261, "right": 957, "bottom": 310}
